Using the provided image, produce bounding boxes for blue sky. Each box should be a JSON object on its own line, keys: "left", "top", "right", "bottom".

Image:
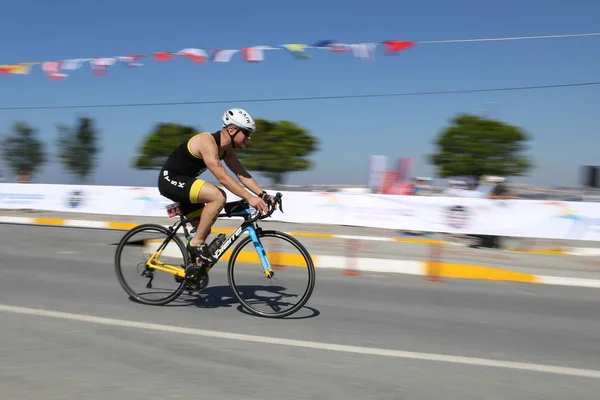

{"left": 0, "top": 0, "right": 599, "bottom": 188}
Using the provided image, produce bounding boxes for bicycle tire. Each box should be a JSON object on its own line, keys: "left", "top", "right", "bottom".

{"left": 114, "top": 223, "right": 189, "bottom": 306}
{"left": 227, "top": 230, "right": 316, "bottom": 318}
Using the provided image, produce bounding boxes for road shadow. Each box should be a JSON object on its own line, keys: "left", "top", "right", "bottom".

{"left": 129, "top": 284, "right": 320, "bottom": 320}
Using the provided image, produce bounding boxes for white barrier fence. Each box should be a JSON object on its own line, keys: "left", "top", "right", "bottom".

{"left": 1, "top": 183, "right": 600, "bottom": 241}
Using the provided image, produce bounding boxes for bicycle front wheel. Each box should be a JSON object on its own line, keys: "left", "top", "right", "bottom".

{"left": 227, "top": 230, "right": 316, "bottom": 318}
{"left": 114, "top": 223, "right": 189, "bottom": 306}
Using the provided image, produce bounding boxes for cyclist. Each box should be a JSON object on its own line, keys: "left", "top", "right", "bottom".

{"left": 158, "top": 107, "right": 273, "bottom": 265}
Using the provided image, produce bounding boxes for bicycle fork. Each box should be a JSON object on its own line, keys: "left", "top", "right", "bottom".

{"left": 245, "top": 226, "right": 275, "bottom": 278}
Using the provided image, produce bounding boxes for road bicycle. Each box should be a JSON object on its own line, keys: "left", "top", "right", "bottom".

{"left": 114, "top": 192, "right": 316, "bottom": 318}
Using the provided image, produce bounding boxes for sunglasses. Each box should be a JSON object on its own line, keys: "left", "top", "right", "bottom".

{"left": 238, "top": 128, "right": 253, "bottom": 138}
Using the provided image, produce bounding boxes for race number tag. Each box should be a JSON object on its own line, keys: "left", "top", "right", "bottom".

{"left": 166, "top": 202, "right": 183, "bottom": 218}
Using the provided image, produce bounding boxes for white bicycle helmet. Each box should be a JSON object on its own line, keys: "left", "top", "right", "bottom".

{"left": 222, "top": 108, "right": 256, "bottom": 133}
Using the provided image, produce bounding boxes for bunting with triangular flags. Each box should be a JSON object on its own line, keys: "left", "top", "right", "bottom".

{"left": 1, "top": 31, "right": 595, "bottom": 80}
{"left": 0, "top": 38, "right": 416, "bottom": 80}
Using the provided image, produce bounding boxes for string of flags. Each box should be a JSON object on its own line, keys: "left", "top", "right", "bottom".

{"left": 1, "top": 32, "right": 598, "bottom": 80}
{"left": 0, "top": 40, "right": 415, "bottom": 80}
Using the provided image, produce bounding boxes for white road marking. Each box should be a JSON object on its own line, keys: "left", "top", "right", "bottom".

{"left": 538, "top": 275, "right": 600, "bottom": 288}
{"left": 0, "top": 216, "right": 36, "bottom": 224}
{"left": 0, "top": 303, "right": 599, "bottom": 379}
{"left": 64, "top": 220, "right": 108, "bottom": 229}
{"left": 336, "top": 235, "right": 395, "bottom": 242}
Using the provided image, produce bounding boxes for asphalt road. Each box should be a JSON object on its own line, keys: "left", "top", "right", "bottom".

{"left": 1, "top": 224, "right": 600, "bottom": 399}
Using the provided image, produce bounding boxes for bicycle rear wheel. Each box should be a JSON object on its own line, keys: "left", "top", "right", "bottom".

{"left": 227, "top": 229, "right": 316, "bottom": 318}
{"left": 114, "top": 223, "right": 189, "bottom": 305}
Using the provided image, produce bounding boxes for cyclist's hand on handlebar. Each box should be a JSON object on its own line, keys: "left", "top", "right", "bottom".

{"left": 249, "top": 196, "right": 269, "bottom": 214}
{"left": 262, "top": 193, "right": 277, "bottom": 209}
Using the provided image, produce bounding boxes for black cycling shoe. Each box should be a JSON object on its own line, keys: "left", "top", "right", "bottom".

{"left": 187, "top": 243, "right": 216, "bottom": 265}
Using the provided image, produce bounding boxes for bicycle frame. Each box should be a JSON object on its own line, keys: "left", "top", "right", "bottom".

{"left": 146, "top": 199, "right": 276, "bottom": 279}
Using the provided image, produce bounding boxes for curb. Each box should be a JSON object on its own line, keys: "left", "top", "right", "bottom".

{"left": 141, "top": 239, "right": 600, "bottom": 290}
{"left": 2, "top": 215, "right": 600, "bottom": 257}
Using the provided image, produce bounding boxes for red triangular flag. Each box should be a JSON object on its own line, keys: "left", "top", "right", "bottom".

{"left": 178, "top": 48, "right": 208, "bottom": 63}
{"left": 91, "top": 58, "right": 115, "bottom": 76}
{"left": 41, "top": 61, "right": 67, "bottom": 80}
{"left": 383, "top": 40, "right": 415, "bottom": 54}
{"left": 241, "top": 46, "right": 269, "bottom": 62}
{"left": 154, "top": 52, "right": 175, "bottom": 62}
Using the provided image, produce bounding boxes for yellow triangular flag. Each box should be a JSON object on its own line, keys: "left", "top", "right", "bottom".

{"left": 0, "top": 63, "right": 33, "bottom": 74}
{"left": 282, "top": 44, "right": 311, "bottom": 59}
{"left": 10, "top": 63, "right": 33, "bottom": 74}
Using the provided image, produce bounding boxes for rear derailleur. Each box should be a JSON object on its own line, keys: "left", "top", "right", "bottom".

{"left": 141, "top": 268, "right": 155, "bottom": 289}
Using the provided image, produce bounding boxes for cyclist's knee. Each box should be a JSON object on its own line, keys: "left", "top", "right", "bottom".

{"left": 197, "top": 182, "right": 226, "bottom": 207}
{"left": 208, "top": 187, "right": 226, "bottom": 207}
{"left": 216, "top": 188, "right": 227, "bottom": 206}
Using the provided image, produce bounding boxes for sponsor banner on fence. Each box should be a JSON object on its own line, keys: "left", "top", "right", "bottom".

{"left": 1, "top": 183, "right": 600, "bottom": 241}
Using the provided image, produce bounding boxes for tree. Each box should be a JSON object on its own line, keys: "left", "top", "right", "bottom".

{"left": 1, "top": 122, "right": 47, "bottom": 182}
{"left": 56, "top": 116, "right": 101, "bottom": 183}
{"left": 132, "top": 122, "right": 197, "bottom": 170}
{"left": 429, "top": 113, "right": 533, "bottom": 181}
{"left": 235, "top": 119, "right": 319, "bottom": 185}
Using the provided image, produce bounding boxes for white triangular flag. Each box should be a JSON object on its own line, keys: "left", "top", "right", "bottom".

{"left": 61, "top": 59, "right": 89, "bottom": 70}
{"left": 212, "top": 49, "right": 239, "bottom": 62}
{"left": 350, "top": 43, "right": 377, "bottom": 59}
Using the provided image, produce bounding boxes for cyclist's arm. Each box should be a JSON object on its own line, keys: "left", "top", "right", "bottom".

{"left": 224, "top": 150, "right": 264, "bottom": 197}
{"left": 189, "top": 135, "right": 254, "bottom": 201}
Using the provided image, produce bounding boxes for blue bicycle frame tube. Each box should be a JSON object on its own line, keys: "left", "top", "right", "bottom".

{"left": 244, "top": 225, "right": 272, "bottom": 272}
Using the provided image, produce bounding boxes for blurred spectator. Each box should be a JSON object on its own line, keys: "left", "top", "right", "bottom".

{"left": 444, "top": 176, "right": 484, "bottom": 198}
{"left": 476, "top": 175, "right": 504, "bottom": 197}
{"left": 489, "top": 181, "right": 514, "bottom": 200}
{"left": 412, "top": 177, "right": 433, "bottom": 196}
{"left": 16, "top": 169, "right": 32, "bottom": 183}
